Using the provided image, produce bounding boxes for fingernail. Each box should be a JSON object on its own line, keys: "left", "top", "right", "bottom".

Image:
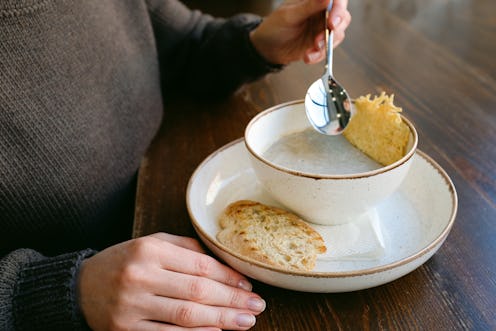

{"left": 307, "top": 51, "right": 321, "bottom": 62}
{"left": 332, "top": 15, "right": 342, "bottom": 28}
{"left": 236, "top": 313, "right": 256, "bottom": 328}
{"left": 318, "top": 39, "right": 325, "bottom": 50}
{"left": 238, "top": 279, "right": 252, "bottom": 291}
{"left": 247, "top": 297, "right": 266, "bottom": 312}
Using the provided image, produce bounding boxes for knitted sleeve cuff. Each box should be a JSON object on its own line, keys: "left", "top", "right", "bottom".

{"left": 14, "top": 248, "right": 97, "bottom": 331}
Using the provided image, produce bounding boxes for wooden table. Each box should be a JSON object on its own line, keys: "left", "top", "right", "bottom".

{"left": 133, "top": 0, "right": 496, "bottom": 329}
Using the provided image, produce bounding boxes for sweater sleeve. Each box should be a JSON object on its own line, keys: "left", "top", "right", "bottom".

{"left": 146, "top": 0, "right": 283, "bottom": 99}
{"left": 0, "top": 248, "right": 96, "bottom": 331}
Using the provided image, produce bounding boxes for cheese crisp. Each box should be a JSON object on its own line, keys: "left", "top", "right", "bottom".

{"left": 343, "top": 92, "right": 410, "bottom": 166}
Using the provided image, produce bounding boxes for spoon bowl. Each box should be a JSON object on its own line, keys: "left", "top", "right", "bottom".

{"left": 305, "top": 3, "right": 353, "bottom": 135}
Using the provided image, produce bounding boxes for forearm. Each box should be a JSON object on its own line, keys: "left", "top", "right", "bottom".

{"left": 147, "top": 0, "right": 282, "bottom": 99}
{"left": 168, "top": 14, "right": 283, "bottom": 99}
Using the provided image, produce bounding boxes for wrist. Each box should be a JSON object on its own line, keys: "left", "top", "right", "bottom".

{"left": 249, "top": 26, "right": 284, "bottom": 66}
{"left": 244, "top": 18, "right": 284, "bottom": 74}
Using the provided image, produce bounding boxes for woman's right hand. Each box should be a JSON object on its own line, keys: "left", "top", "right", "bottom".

{"left": 78, "top": 233, "right": 266, "bottom": 331}
{"left": 250, "top": 0, "right": 351, "bottom": 65}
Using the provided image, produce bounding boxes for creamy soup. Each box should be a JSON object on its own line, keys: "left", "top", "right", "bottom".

{"left": 262, "top": 128, "right": 381, "bottom": 175}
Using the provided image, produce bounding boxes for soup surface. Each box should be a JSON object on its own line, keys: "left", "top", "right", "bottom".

{"left": 262, "top": 128, "right": 381, "bottom": 175}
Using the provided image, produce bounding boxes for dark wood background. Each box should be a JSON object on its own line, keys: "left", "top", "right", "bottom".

{"left": 134, "top": 0, "right": 496, "bottom": 330}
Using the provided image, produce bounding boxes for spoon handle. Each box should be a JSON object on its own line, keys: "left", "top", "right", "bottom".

{"left": 326, "top": 1, "right": 334, "bottom": 77}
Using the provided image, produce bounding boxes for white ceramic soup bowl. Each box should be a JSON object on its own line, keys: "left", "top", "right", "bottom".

{"left": 244, "top": 100, "right": 418, "bottom": 225}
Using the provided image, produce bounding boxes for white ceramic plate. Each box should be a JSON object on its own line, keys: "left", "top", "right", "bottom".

{"left": 186, "top": 139, "right": 457, "bottom": 292}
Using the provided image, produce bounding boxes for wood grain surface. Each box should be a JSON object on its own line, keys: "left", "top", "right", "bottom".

{"left": 133, "top": 1, "right": 496, "bottom": 330}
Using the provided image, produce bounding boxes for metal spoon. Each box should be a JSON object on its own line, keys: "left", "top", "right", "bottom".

{"left": 304, "top": 2, "right": 353, "bottom": 135}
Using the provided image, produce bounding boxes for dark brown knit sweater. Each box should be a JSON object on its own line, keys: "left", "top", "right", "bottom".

{"left": 0, "top": 1, "right": 280, "bottom": 329}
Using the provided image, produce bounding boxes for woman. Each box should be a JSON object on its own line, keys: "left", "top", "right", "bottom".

{"left": 0, "top": 0, "right": 350, "bottom": 330}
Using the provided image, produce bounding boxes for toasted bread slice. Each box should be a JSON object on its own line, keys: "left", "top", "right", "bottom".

{"left": 343, "top": 92, "right": 410, "bottom": 166}
{"left": 217, "top": 200, "right": 326, "bottom": 271}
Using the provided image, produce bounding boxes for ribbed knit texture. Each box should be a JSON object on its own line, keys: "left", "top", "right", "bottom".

{"left": 0, "top": 0, "right": 162, "bottom": 255}
{"left": 0, "top": 0, "right": 280, "bottom": 329}
{"left": 0, "top": 250, "right": 38, "bottom": 330}
{"left": 14, "top": 249, "right": 96, "bottom": 331}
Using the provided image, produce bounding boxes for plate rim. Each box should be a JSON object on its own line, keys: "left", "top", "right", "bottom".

{"left": 186, "top": 138, "right": 458, "bottom": 279}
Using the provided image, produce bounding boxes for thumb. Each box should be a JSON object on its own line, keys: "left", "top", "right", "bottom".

{"left": 328, "top": 0, "right": 348, "bottom": 29}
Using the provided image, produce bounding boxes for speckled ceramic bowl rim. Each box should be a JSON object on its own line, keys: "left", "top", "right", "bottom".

{"left": 244, "top": 100, "right": 419, "bottom": 180}
{"left": 186, "top": 138, "right": 458, "bottom": 278}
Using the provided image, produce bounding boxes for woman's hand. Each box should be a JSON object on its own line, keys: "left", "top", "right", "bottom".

{"left": 78, "top": 233, "right": 265, "bottom": 331}
{"left": 250, "top": 0, "right": 351, "bottom": 65}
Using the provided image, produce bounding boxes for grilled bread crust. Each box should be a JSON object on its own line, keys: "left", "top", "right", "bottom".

{"left": 217, "top": 200, "right": 326, "bottom": 271}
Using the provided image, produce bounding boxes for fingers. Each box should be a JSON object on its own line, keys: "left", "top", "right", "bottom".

{"left": 329, "top": 0, "right": 348, "bottom": 28}
{"left": 304, "top": 0, "right": 350, "bottom": 62}
{"left": 147, "top": 234, "right": 253, "bottom": 291}
{"left": 149, "top": 269, "right": 265, "bottom": 313}
{"left": 150, "top": 232, "right": 206, "bottom": 253}
{"left": 304, "top": 31, "right": 326, "bottom": 63}
{"left": 146, "top": 296, "right": 259, "bottom": 330}
{"left": 79, "top": 234, "right": 264, "bottom": 331}
{"left": 304, "top": 49, "right": 325, "bottom": 64}
{"left": 137, "top": 320, "right": 220, "bottom": 331}
{"left": 285, "top": 0, "right": 349, "bottom": 29}
{"left": 328, "top": 0, "right": 351, "bottom": 47}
